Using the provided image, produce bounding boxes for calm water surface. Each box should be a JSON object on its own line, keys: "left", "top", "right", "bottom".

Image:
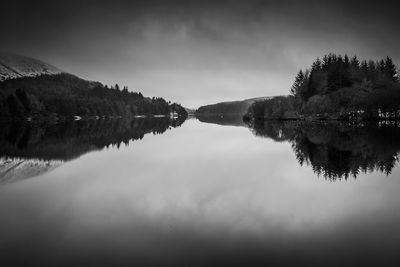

{"left": 1, "top": 118, "right": 400, "bottom": 266}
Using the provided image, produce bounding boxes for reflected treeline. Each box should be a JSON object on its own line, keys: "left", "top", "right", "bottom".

{"left": 247, "top": 120, "right": 400, "bottom": 180}
{"left": 0, "top": 117, "right": 185, "bottom": 161}
{"left": 195, "top": 114, "right": 246, "bottom": 127}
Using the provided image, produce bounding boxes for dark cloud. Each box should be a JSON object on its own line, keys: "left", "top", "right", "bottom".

{"left": 1, "top": 0, "right": 400, "bottom": 107}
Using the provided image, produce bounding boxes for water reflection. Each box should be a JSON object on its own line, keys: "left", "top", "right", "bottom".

{"left": 1, "top": 119, "right": 400, "bottom": 266}
{"left": 196, "top": 114, "right": 246, "bottom": 127}
{"left": 0, "top": 117, "right": 185, "bottom": 185}
{"left": 247, "top": 120, "right": 400, "bottom": 180}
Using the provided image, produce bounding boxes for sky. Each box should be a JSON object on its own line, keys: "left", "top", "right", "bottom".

{"left": 1, "top": 0, "right": 400, "bottom": 108}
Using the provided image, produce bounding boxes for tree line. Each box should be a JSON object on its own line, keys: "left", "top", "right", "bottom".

{"left": 0, "top": 73, "right": 187, "bottom": 121}
{"left": 244, "top": 53, "right": 400, "bottom": 121}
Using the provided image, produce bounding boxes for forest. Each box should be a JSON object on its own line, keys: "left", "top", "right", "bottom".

{"left": 195, "top": 97, "right": 266, "bottom": 117}
{"left": 244, "top": 54, "right": 400, "bottom": 121}
{"left": 0, "top": 73, "right": 187, "bottom": 121}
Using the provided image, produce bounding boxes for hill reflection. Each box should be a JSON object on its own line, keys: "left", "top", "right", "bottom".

{"left": 195, "top": 114, "right": 246, "bottom": 127}
{"left": 0, "top": 117, "right": 185, "bottom": 185}
{"left": 247, "top": 120, "right": 400, "bottom": 180}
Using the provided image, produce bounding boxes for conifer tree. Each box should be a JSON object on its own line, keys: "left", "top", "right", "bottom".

{"left": 360, "top": 60, "right": 368, "bottom": 74}
{"left": 312, "top": 58, "right": 322, "bottom": 71}
{"left": 384, "top": 56, "right": 397, "bottom": 80}
{"left": 290, "top": 70, "right": 305, "bottom": 97}
{"left": 344, "top": 54, "right": 350, "bottom": 69}
{"left": 351, "top": 56, "right": 360, "bottom": 69}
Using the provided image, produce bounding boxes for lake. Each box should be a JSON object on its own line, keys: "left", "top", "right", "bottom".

{"left": 1, "top": 117, "right": 400, "bottom": 266}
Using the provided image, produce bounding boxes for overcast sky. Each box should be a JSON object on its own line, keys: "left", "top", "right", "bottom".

{"left": 1, "top": 0, "right": 399, "bottom": 108}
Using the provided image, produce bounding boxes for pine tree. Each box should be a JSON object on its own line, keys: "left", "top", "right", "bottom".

{"left": 311, "top": 58, "right": 322, "bottom": 72}
{"left": 360, "top": 60, "right": 368, "bottom": 74}
{"left": 290, "top": 70, "right": 305, "bottom": 97}
{"left": 306, "top": 72, "right": 317, "bottom": 100}
{"left": 384, "top": 56, "right": 397, "bottom": 80}
{"left": 377, "top": 60, "right": 385, "bottom": 72}
{"left": 344, "top": 54, "right": 350, "bottom": 69}
{"left": 322, "top": 55, "right": 329, "bottom": 70}
{"left": 350, "top": 56, "right": 360, "bottom": 69}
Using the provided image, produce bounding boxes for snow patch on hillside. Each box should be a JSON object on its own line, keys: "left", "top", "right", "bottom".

{"left": 0, "top": 52, "right": 62, "bottom": 81}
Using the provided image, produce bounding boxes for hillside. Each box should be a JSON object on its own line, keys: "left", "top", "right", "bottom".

{"left": 184, "top": 107, "right": 196, "bottom": 115}
{"left": 0, "top": 52, "right": 62, "bottom": 81}
{"left": 0, "top": 54, "right": 188, "bottom": 121}
{"left": 195, "top": 97, "right": 270, "bottom": 117}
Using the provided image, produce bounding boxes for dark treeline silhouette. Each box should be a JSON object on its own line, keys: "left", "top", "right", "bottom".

{"left": 246, "top": 119, "right": 400, "bottom": 180}
{"left": 0, "top": 73, "right": 187, "bottom": 121}
{"left": 195, "top": 98, "right": 266, "bottom": 117}
{"left": 244, "top": 54, "right": 400, "bottom": 121}
{"left": 0, "top": 117, "right": 185, "bottom": 161}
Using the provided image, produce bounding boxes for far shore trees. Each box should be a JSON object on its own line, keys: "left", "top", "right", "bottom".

{"left": 244, "top": 53, "right": 400, "bottom": 121}
{"left": 0, "top": 73, "right": 188, "bottom": 121}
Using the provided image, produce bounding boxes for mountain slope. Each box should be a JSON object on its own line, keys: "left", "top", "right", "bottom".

{"left": 195, "top": 97, "right": 271, "bottom": 117}
{"left": 0, "top": 52, "right": 62, "bottom": 81}
{"left": 0, "top": 54, "right": 188, "bottom": 121}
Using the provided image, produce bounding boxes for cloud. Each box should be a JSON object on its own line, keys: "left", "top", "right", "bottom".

{"left": 1, "top": 0, "right": 400, "bottom": 107}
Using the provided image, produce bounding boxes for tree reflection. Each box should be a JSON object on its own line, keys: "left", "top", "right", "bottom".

{"left": 0, "top": 117, "right": 186, "bottom": 185}
{"left": 0, "top": 117, "right": 185, "bottom": 161}
{"left": 246, "top": 120, "right": 400, "bottom": 180}
{"left": 195, "top": 114, "right": 246, "bottom": 127}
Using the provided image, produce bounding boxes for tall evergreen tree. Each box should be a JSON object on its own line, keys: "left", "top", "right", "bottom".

{"left": 351, "top": 56, "right": 360, "bottom": 69}
{"left": 311, "top": 58, "right": 322, "bottom": 71}
{"left": 384, "top": 56, "right": 397, "bottom": 80}
{"left": 378, "top": 60, "right": 386, "bottom": 72}
{"left": 344, "top": 54, "right": 350, "bottom": 69}
{"left": 306, "top": 72, "right": 317, "bottom": 100}
{"left": 290, "top": 70, "right": 305, "bottom": 97}
{"left": 322, "top": 55, "right": 329, "bottom": 70}
{"left": 360, "top": 60, "right": 368, "bottom": 74}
